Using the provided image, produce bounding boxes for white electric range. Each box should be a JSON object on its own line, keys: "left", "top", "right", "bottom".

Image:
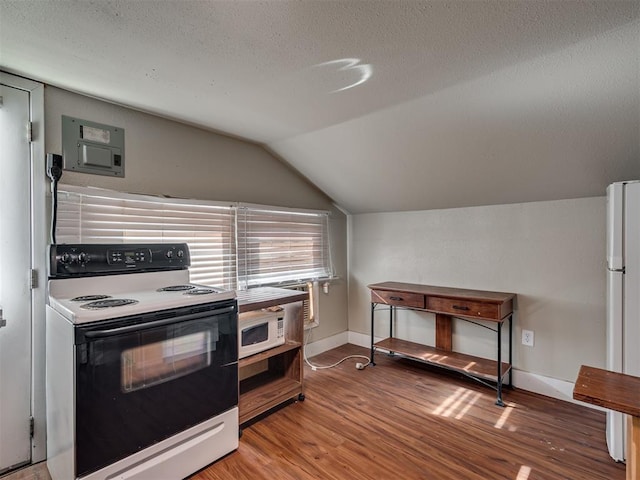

{"left": 46, "top": 243, "right": 239, "bottom": 480}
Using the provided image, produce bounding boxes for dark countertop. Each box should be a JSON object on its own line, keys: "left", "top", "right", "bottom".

{"left": 236, "top": 287, "right": 308, "bottom": 313}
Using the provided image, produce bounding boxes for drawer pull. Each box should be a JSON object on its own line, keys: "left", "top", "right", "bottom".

{"left": 452, "top": 305, "right": 470, "bottom": 311}
{"left": 389, "top": 296, "right": 403, "bottom": 301}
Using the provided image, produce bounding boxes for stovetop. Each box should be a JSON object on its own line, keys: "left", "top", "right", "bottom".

{"left": 48, "top": 269, "right": 236, "bottom": 324}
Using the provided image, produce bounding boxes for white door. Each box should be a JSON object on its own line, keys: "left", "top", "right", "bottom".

{"left": 0, "top": 79, "right": 36, "bottom": 472}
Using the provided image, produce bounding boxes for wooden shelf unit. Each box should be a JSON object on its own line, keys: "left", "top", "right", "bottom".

{"left": 236, "top": 287, "right": 308, "bottom": 425}
{"left": 368, "top": 281, "right": 516, "bottom": 406}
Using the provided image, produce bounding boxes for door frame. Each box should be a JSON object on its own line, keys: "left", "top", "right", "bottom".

{"left": 0, "top": 71, "right": 47, "bottom": 463}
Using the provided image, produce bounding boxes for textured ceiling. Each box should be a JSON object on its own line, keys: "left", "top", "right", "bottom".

{"left": 1, "top": 1, "right": 639, "bottom": 213}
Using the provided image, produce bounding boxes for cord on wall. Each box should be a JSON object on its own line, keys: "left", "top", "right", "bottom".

{"left": 46, "top": 153, "right": 63, "bottom": 244}
{"left": 303, "top": 328, "right": 370, "bottom": 371}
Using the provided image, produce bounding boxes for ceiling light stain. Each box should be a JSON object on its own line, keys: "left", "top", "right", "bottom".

{"left": 314, "top": 58, "right": 372, "bottom": 93}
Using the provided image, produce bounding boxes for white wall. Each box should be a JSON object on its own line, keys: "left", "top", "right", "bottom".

{"left": 348, "top": 197, "right": 606, "bottom": 383}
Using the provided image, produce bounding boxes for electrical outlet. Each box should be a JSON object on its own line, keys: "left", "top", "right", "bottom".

{"left": 522, "top": 329, "right": 534, "bottom": 347}
{"left": 46, "top": 153, "right": 63, "bottom": 181}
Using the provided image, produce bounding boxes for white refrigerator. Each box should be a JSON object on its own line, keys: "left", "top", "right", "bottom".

{"left": 606, "top": 180, "right": 640, "bottom": 462}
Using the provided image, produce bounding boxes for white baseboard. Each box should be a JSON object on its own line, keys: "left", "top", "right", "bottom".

{"left": 303, "top": 330, "right": 349, "bottom": 359}
{"left": 348, "top": 330, "right": 383, "bottom": 348}
{"left": 307, "top": 330, "right": 597, "bottom": 409}
{"left": 510, "top": 369, "right": 585, "bottom": 407}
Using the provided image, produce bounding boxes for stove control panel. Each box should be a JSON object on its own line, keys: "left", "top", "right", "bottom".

{"left": 50, "top": 243, "right": 190, "bottom": 278}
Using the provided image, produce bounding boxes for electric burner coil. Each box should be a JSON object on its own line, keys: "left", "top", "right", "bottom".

{"left": 80, "top": 299, "right": 139, "bottom": 310}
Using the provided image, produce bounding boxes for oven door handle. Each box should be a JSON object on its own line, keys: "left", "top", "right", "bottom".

{"left": 83, "top": 305, "right": 236, "bottom": 338}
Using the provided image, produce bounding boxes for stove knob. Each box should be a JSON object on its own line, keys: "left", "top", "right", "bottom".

{"left": 177, "top": 249, "right": 184, "bottom": 258}
{"left": 60, "top": 252, "right": 72, "bottom": 264}
{"left": 166, "top": 250, "right": 174, "bottom": 259}
{"left": 78, "top": 252, "right": 89, "bottom": 265}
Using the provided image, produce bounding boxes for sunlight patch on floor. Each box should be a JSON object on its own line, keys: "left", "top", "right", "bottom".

{"left": 516, "top": 465, "right": 532, "bottom": 479}
{"left": 432, "top": 387, "right": 481, "bottom": 419}
{"left": 454, "top": 391, "right": 482, "bottom": 419}
{"left": 494, "top": 402, "right": 517, "bottom": 430}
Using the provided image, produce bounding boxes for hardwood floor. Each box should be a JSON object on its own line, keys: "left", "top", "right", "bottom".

{"left": 192, "top": 344, "right": 624, "bottom": 480}
{"left": 3, "top": 344, "right": 625, "bottom": 480}
{"left": 0, "top": 462, "right": 49, "bottom": 480}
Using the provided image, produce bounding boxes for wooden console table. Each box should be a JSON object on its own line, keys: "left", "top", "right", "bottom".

{"left": 573, "top": 365, "right": 640, "bottom": 480}
{"left": 368, "top": 281, "right": 516, "bottom": 406}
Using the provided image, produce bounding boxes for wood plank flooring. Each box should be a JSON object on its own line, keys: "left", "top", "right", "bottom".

{"left": 191, "top": 344, "right": 624, "bottom": 480}
{"left": 3, "top": 344, "right": 625, "bottom": 480}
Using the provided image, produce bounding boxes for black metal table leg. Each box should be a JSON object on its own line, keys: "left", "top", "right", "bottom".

{"left": 496, "top": 320, "right": 504, "bottom": 407}
{"left": 508, "top": 314, "right": 513, "bottom": 387}
{"left": 389, "top": 305, "right": 395, "bottom": 356}
{"left": 370, "top": 302, "right": 376, "bottom": 365}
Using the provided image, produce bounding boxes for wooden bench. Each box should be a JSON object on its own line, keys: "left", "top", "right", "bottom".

{"left": 573, "top": 365, "right": 640, "bottom": 480}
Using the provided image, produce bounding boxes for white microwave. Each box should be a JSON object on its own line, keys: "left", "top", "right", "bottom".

{"left": 238, "top": 309, "right": 285, "bottom": 359}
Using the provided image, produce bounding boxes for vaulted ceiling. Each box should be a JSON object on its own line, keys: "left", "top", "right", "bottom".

{"left": 1, "top": 1, "right": 638, "bottom": 213}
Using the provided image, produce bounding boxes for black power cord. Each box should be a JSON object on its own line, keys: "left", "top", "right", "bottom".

{"left": 46, "top": 154, "right": 63, "bottom": 244}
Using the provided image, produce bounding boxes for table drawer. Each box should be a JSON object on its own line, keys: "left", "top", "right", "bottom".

{"left": 371, "top": 290, "right": 425, "bottom": 309}
{"left": 426, "top": 297, "right": 500, "bottom": 320}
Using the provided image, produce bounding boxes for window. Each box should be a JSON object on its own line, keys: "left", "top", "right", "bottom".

{"left": 56, "top": 186, "right": 333, "bottom": 290}
{"left": 236, "top": 205, "right": 332, "bottom": 289}
{"left": 56, "top": 186, "right": 236, "bottom": 289}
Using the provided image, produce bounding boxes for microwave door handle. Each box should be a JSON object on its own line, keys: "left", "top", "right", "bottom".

{"left": 84, "top": 305, "right": 236, "bottom": 339}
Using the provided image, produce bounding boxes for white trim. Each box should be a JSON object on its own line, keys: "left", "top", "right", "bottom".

{"left": 29, "top": 76, "right": 47, "bottom": 464}
{"left": 347, "top": 330, "right": 385, "bottom": 348}
{"left": 510, "top": 369, "right": 599, "bottom": 409}
{"left": 304, "top": 331, "right": 349, "bottom": 359}
{"left": 308, "top": 330, "right": 602, "bottom": 410}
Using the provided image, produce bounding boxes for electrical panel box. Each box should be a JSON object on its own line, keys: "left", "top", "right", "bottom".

{"left": 62, "top": 115, "right": 125, "bottom": 177}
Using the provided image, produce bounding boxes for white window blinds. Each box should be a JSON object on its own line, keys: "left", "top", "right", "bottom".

{"left": 56, "top": 186, "right": 236, "bottom": 289}
{"left": 55, "top": 186, "right": 333, "bottom": 290}
{"left": 236, "top": 205, "right": 332, "bottom": 289}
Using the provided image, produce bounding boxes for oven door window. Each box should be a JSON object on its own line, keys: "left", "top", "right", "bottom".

{"left": 122, "top": 330, "right": 213, "bottom": 392}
